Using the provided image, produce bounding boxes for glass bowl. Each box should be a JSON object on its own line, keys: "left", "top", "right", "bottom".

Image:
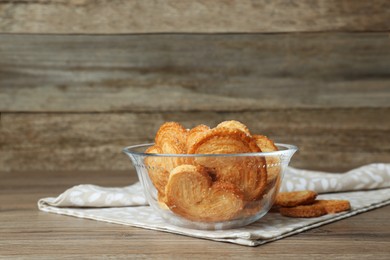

{"left": 123, "top": 143, "right": 297, "bottom": 230}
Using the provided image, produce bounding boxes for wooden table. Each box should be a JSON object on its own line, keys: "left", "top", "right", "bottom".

{"left": 1, "top": 170, "right": 389, "bottom": 259}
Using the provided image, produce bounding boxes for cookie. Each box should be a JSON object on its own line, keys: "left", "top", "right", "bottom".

{"left": 186, "top": 124, "right": 210, "bottom": 150}
{"left": 279, "top": 199, "right": 351, "bottom": 218}
{"left": 253, "top": 135, "right": 281, "bottom": 195}
{"left": 279, "top": 201, "right": 327, "bottom": 218}
{"left": 316, "top": 200, "right": 351, "bottom": 214}
{"left": 188, "top": 127, "right": 267, "bottom": 201}
{"left": 274, "top": 190, "right": 318, "bottom": 207}
{"left": 165, "top": 165, "right": 244, "bottom": 222}
{"left": 216, "top": 120, "right": 251, "bottom": 135}
{"left": 144, "top": 145, "right": 170, "bottom": 199}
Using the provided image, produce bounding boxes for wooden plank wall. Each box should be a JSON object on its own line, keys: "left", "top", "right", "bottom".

{"left": 1, "top": 0, "right": 389, "bottom": 34}
{"left": 1, "top": 1, "right": 390, "bottom": 172}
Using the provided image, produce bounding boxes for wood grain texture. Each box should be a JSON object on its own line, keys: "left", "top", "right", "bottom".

{"left": 1, "top": 33, "right": 390, "bottom": 112}
{"left": 0, "top": 170, "right": 389, "bottom": 259}
{"left": 1, "top": 33, "right": 389, "bottom": 172}
{"left": 0, "top": 0, "right": 389, "bottom": 34}
{"left": 1, "top": 109, "right": 390, "bottom": 172}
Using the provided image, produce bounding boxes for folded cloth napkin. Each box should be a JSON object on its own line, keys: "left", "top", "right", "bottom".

{"left": 38, "top": 163, "right": 390, "bottom": 246}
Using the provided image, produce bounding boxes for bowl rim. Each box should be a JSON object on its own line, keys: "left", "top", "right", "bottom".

{"left": 123, "top": 143, "right": 298, "bottom": 157}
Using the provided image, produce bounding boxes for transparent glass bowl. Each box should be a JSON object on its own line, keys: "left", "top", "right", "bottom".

{"left": 123, "top": 143, "right": 297, "bottom": 230}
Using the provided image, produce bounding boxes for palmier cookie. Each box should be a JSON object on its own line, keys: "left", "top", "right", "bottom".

{"left": 279, "top": 201, "right": 328, "bottom": 218}
{"left": 155, "top": 121, "right": 188, "bottom": 147}
{"left": 144, "top": 145, "right": 170, "bottom": 200}
{"left": 188, "top": 127, "right": 267, "bottom": 201}
{"left": 165, "top": 165, "right": 244, "bottom": 222}
{"left": 279, "top": 199, "right": 351, "bottom": 218}
{"left": 316, "top": 200, "right": 351, "bottom": 214}
{"left": 253, "top": 134, "right": 278, "bottom": 152}
{"left": 274, "top": 190, "right": 318, "bottom": 208}
{"left": 216, "top": 120, "right": 251, "bottom": 135}
{"left": 186, "top": 124, "right": 210, "bottom": 149}
{"left": 253, "top": 135, "right": 281, "bottom": 194}
{"left": 154, "top": 122, "right": 188, "bottom": 170}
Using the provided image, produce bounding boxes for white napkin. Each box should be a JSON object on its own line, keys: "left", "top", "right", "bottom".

{"left": 281, "top": 163, "right": 390, "bottom": 193}
{"left": 38, "top": 163, "right": 390, "bottom": 246}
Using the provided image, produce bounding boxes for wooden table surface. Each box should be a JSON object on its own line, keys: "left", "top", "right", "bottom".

{"left": 1, "top": 170, "right": 389, "bottom": 259}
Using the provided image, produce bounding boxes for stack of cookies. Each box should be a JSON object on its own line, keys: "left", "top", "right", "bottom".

{"left": 144, "top": 120, "right": 350, "bottom": 222}
{"left": 145, "top": 120, "right": 280, "bottom": 222}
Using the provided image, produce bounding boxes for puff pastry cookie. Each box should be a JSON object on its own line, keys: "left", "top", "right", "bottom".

{"left": 145, "top": 120, "right": 283, "bottom": 222}
{"left": 165, "top": 165, "right": 244, "bottom": 222}
{"left": 273, "top": 191, "right": 351, "bottom": 218}
{"left": 186, "top": 124, "right": 210, "bottom": 150}
{"left": 216, "top": 120, "right": 251, "bottom": 135}
{"left": 153, "top": 122, "right": 188, "bottom": 171}
{"left": 144, "top": 145, "right": 169, "bottom": 199}
{"left": 188, "top": 127, "right": 267, "bottom": 201}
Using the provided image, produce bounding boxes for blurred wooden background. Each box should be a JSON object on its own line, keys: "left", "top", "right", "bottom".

{"left": 1, "top": 0, "right": 389, "bottom": 172}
